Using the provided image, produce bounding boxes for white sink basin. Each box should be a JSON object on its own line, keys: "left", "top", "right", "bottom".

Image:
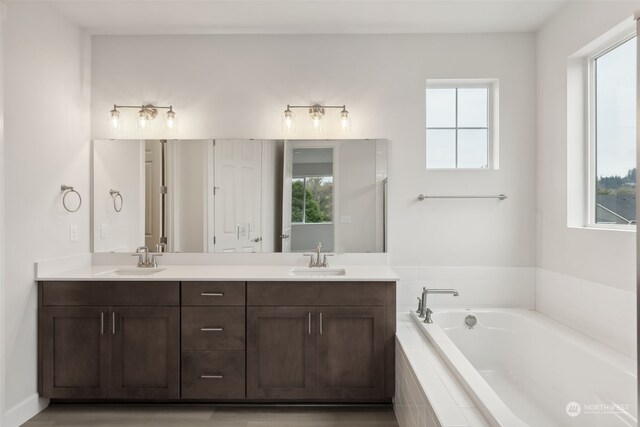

{"left": 111, "top": 268, "right": 165, "bottom": 276}
{"left": 291, "top": 268, "right": 346, "bottom": 276}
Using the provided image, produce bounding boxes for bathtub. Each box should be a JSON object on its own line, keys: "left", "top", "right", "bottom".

{"left": 410, "top": 309, "right": 637, "bottom": 427}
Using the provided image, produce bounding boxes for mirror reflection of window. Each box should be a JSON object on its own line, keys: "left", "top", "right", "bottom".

{"left": 292, "top": 177, "right": 333, "bottom": 224}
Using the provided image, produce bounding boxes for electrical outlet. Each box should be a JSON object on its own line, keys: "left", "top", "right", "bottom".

{"left": 101, "top": 223, "right": 108, "bottom": 239}
{"left": 69, "top": 225, "right": 78, "bottom": 243}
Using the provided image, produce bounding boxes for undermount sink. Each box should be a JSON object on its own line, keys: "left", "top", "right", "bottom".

{"left": 291, "top": 268, "right": 346, "bottom": 276}
{"left": 110, "top": 268, "right": 165, "bottom": 276}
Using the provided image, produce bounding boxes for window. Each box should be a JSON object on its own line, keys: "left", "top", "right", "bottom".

{"left": 426, "top": 83, "right": 495, "bottom": 169}
{"left": 291, "top": 176, "right": 333, "bottom": 223}
{"left": 592, "top": 35, "right": 637, "bottom": 226}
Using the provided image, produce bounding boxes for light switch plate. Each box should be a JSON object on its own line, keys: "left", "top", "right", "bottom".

{"left": 69, "top": 225, "right": 78, "bottom": 243}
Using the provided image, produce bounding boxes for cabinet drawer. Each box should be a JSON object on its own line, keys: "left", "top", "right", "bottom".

{"left": 182, "top": 307, "right": 245, "bottom": 351}
{"left": 41, "top": 282, "right": 179, "bottom": 306}
{"left": 247, "top": 282, "right": 386, "bottom": 306}
{"left": 182, "top": 282, "right": 245, "bottom": 306}
{"left": 182, "top": 351, "right": 245, "bottom": 399}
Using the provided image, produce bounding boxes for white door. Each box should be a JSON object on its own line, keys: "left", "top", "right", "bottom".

{"left": 213, "top": 140, "right": 263, "bottom": 252}
{"left": 144, "top": 140, "right": 163, "bottom": 249}
{"left": 281, "top": 142, "right": 293, "bottom": 252}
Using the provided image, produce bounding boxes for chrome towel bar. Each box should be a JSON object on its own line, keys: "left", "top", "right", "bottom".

{"left": 418, "top": 194, "right": 507, "bottom": 201}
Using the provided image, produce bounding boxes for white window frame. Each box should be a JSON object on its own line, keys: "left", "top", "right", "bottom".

{"left": 426, "top": 79, "right": 499, "bottom": 170}
{"left": 586, "top": 31, "right": 637, "bottom": 230}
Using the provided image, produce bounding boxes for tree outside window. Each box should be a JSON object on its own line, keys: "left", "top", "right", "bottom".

{"left": 292, "top": 177, "right": 333, "bottom": 223}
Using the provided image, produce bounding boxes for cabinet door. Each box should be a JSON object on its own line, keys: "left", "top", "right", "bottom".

{"left": 315, "top": 307, "right": 386, "bottom": 400}
{"left": 110, "top": 307, "right": 180, "bottom": 399}
{"left": 247, "top": 307, "right": 315, "bottom": 399}
{"left": 41, "top": 306, "right": 110, "bottom": 399}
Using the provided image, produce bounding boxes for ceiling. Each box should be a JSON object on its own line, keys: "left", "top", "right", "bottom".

{"left": 45, "top": 0, "right": 569, "bottom": 35}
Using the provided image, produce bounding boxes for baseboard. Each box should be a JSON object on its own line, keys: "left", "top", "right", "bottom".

{"left": 5, "top": 393, "right": 49, "bottom": 427}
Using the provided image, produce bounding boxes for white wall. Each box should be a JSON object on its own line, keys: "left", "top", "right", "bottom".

{"left": 91, "top": 33, "right": 537, "bottom": 268}
{"left": 536, "top": 1, "right": 638, "bottom": 355}
{"left": 93, "top": 139, "right": 143, "bottom": 252}
{"left": 537, "top": 1, "right": 639, "bottom": 293}
{"left": 172, "top": 139, "right": 207, "bottom": 252}
{"left": 337, "top": 140, "right": 377, "bottom": 253}
{"left": 3, "top": 2, "right": 90, "bottom": 424}
{"left": 291, "top": 223, "right": 335, "bottom": 252}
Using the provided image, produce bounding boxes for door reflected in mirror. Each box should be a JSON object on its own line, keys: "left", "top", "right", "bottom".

{"left": 284, "top": 146, "right": 336, "bottom": 253}
{"left": 92, "top": 139, "right": 387, "bottom": 254}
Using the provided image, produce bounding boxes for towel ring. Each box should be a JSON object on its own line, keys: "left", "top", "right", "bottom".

{"left": 61, "top": 185, "right": 82, "bottom": 213}
{"left": 110, "top": 189, "right": 123, "bottom": 212}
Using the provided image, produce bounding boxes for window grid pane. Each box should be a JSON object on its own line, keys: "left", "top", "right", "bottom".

{"left": 427, "top": 86, "right": 489, "bottom": 169}
{"left": 594, "top": 36, "right": 637, "bottom": 225}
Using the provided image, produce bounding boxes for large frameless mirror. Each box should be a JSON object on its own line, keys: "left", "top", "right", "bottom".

{"left": 92, "top": 139, "right": 388, "bottom": 253}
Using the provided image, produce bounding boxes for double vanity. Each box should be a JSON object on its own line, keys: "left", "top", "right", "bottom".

{"left": 37, "top": 264, "right": 397, "bottom": 403}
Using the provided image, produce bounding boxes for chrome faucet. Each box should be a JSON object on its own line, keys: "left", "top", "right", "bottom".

{"left": 132, "top": 246, "right": 162, "bottom": 268}
{"left": 419, "top": 288, "right": 459, "bottom": 323}
{"left": 303, "top": 242, "right": 334, "bottom": 268}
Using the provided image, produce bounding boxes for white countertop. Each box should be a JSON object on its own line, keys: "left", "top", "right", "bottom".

{"left": 36, "top": 264, "right": 399, "bottom": 282}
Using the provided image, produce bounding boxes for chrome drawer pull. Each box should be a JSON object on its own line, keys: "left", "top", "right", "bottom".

{"left": 201, "top": 327, "right": 224, "bottom": 332}
{"left": 201, "top": 374, "right": 224, "bottom": 379}
{"left": 201, "top": 292, "right": 224, "bottom": 297}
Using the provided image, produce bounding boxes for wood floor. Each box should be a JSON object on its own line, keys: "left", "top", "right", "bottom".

{"left": 22, "top": 405, "right": 399, "bottom": 427}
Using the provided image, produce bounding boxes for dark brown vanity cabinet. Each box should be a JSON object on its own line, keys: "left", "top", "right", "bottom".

{"left": 247, "top": 306, "right": 317, "bottom": 399}
{"left": 39, "top": 282, "right": 180, "bottom": 400}
{"left": 38, "top": 279, "right": 395, "bottom": 403}
{"left": 246, "top": 282, "right": 395, "bottom": 401}
{"left": 181, "top": 282, "right": 246, "bottom": 400}
{"left": 40, "top": 306, "right": 111, "bottom": 399}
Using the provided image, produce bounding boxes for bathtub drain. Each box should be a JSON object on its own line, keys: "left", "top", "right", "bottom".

{"left": 465, "top": 314, "right": 477, "bottom": 329}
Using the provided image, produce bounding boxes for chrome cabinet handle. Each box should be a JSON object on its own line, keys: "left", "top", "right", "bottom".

{"left": 308, "top": 312, "right": 311, "bottom": 335}
{"left": 100, "top": 312, "right": 105, "bottom": 335}
{"left": 319, "top": 312, "right": 323, "bottom": 335}
{"left": 201, "top": 292, "right": 224, "bottom": 297}
{"left": 200, "top": 374, "right": 224, "bottom": 379}
{"left": 112, "top": 312, "right": 117, "bottom": 335}
{"left": 201, "top": 327, "right": 224, "bottom": 332}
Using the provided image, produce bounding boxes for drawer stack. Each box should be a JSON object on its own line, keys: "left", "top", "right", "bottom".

{"left": 181, "top": 282, "right": 246, "bottom": 399}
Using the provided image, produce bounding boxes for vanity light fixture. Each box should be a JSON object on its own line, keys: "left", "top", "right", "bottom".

{"left": 108, "top": 104, "right": 177, "bottom": 134}
{"left": 282, "top": 103, "right": 350, "bottom": 133}
{"left": 338, "top": 106, "right": 350, "bottom": 133}
{"left": 109, "top": 106, "right": 121, "bottom": 132}
{"left": 282, "top": 107, "right": 295, "bottom": 132}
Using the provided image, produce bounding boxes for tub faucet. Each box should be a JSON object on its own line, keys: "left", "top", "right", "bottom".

{"left": 419, "top": 288, "right": 459, "bottom": 323}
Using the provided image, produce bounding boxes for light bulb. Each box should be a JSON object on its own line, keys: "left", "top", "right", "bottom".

{"left": 309, "top": 105, "right": 324, "bottom": 133}
{"left": 311, "top": 115, "right": 322, "bottom": 132}
{"left": 138, "top": 109, "right": 149, "bottom": 130}
{"left": 109, "top": 106, "right": 121, "bottom": 133}
{"left": 282, "top": 108, "right": 295, "bottom": 132}
{"left": 164, "top": 107, "right": 177, "bottom": 131}
{"left": 339, "top": 108, "right": 350, "bottom": 133}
